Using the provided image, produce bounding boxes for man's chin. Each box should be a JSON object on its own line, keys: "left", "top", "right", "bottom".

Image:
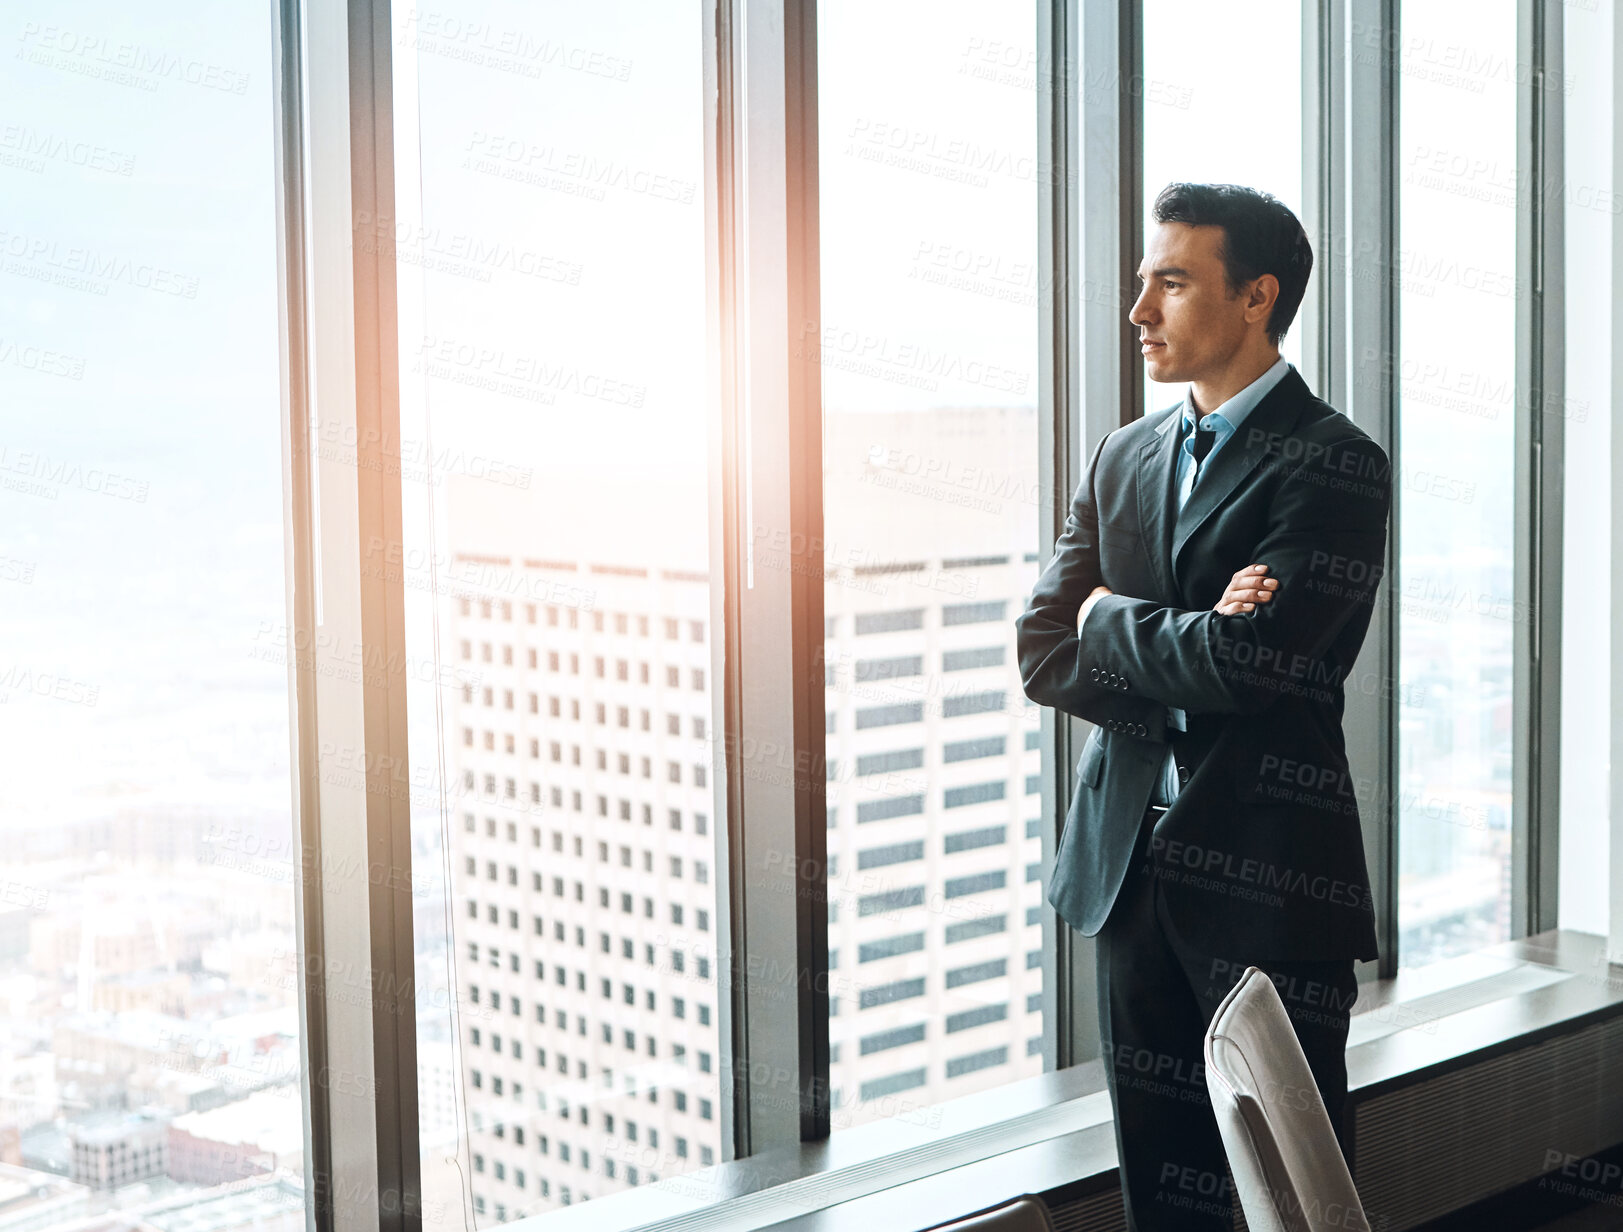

{"left": 1145, "top": 353, "right": 1178, "bottom": 382}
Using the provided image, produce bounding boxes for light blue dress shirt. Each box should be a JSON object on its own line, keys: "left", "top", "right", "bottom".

{"left": 1084, "top": 356, "right": 1293, "bottom": 805}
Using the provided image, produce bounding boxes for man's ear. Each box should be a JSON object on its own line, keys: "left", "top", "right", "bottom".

{"left": 1247, "top": 274, "right": 1279, "bottom": 323}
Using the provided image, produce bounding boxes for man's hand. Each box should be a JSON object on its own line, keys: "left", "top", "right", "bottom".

{"left": 1077, "top": 584, "right": 1112, "bottom": 632}
{"left": 1214, "top": 563, "right": 1277, "bottom": 615}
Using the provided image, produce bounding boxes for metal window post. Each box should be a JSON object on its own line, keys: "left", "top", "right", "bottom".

{"left": 274, "top": 0, "right": 421, "bottom": 1227}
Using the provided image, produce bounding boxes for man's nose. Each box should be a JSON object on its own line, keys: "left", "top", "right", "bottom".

{"left": 1129, "top": 290, "right": 1153, "bottom": 326}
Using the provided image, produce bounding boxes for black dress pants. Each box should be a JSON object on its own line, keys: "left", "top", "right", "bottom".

{"left": 1095, "top": 805, "right": 1360, "bottom": 1232}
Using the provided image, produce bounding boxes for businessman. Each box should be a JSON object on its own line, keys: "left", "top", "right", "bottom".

{"left": 1016, "top": 183, "right": 1391, "bottom": 1232}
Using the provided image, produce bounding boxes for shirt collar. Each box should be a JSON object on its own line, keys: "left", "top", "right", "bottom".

{"left": 1155, "top": 356, "right": 1293, "bottom": 437}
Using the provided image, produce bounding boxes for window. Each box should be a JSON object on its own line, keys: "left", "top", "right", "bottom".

{"left": 821, "top": 2, "right": 1044, "bottom": 1124}
{"left": 4, "top": 4, "right": 308, "bottom": 1222}
{"left": 943, "top": 781, "right": 1006, "bottom": 809}
{"left": 941, "top": 736, "right": 999, "bottom": 766}
{"left": 1141, "top": 0, "right": 1304, "bottom": 411}
{"left": 856, "top": 841, "right": 925, "bottom": 871}
{"left": 946, "top": 1047, "right": 1009, "bottom": 1079}
{"left": 856, "top": 795, "right": 925, "bottom": 824}
{"left": 856, "top": 748, "right": 925, "bottom": 776}
{"left": 1394, "top": 0, "right": 1517, "bottom": 970}
{"left": 945, "top": 916, "right": 1007, "bottom": 945}
{"left": 940, "top": 600, "right": 1007, "bottom": 626}
{"left": 859, "top": 978, "right": 927, "bottom": 1010}
{"left": 946, "top": 959, "right": 1007, "bottom": 990}
{"left": 856, "top": 704, "right": 921, "bottom": 733}
{"left": 860, "top": 1024, "right": 927, "bottom": 1055}
{"left": 860, "top": 1069, "right": 928, "bottom": 1101}
{"left": 944, "top": 872, "right": 1006, "bottom": 900}
{"left": 857, "top": 886, "right": 926, "bottom": 918}
{"left": 859, "top": 933, "right": 926, "bottom": 963}
{"left": 396, "top": 4, "right": 723, "bottom": 1219}
{"left": 942, "top": 646, "right": 1006, "bottom": 672}
{"left": 940, "top": 692, "right": 1007, "bottom": 720}
{"left": 945, "top": 1004, "right": 1008, "bottom": 1034}
{"left": 853, "top": 609, "right": 925, "bottom": 635}
{"left": 854, "top": 655, "right": 924, "bottom": 682}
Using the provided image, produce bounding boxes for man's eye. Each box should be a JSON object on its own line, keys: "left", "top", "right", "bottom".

{"left": 1163, "top": 281, "right": 1181, "bottom": 289}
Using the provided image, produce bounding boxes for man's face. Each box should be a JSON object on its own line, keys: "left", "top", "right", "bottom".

{"left": 1129, "top": 222, "right": 1260, "bottom": 385}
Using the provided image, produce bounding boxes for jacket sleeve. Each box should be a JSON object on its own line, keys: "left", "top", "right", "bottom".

{"left": 1073, "top": 434, "right": 1392, "bottom": 715}
{"left": 1015, "top": 431, "right": 1171, "bottom": 739}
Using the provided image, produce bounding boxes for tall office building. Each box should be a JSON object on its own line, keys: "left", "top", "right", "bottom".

{"left": 447, "top": 564, "right": 723, "bottom": 1221}
{"left": 820, "top": 404, "right": 1045, "bottom": 1119}
{"left": 446, "top": 404, "right": 1042, "bottom": 1219}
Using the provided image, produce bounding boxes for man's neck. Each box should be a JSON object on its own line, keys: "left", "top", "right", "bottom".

{"left": 1188, "top": 350, "right": 1282, "bottom": 419}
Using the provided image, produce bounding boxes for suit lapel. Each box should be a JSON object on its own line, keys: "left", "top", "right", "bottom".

{"left": 1135, "top": 408, "right": 1184, "bottom": 606}
{"left": 1169, "top": 366, "right": 1309, "bottom": 582}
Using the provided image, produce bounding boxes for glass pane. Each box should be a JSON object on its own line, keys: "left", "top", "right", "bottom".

{"left": 1395, "top": 1, "right": 1517, "bottom": 967}
{"left": 390, "top": 3, "right": 720, "bottom": 1223}
{"left": 818, "top": 0, "right": 1045, "bottom": 1127}
{"left": 1141, "top": 0, "right": 1303, "bottom": 416}
{"left": 0, "top": 2, "right": 301, "bottom": 1223}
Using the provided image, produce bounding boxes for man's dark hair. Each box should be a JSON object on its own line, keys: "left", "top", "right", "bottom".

{"left": 1150, "top": 182, "right": 1312, "bottom": 347}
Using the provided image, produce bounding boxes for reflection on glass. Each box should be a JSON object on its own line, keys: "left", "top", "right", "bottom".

{"left": 1141, "top": 0, "right": 1302, "bottom": 417}
{"left": 1395, "top": 1, "right": 1517, "bottom": 968}
{"left": 0, "top": 2, "right": 303, "bottom": 1226}
{"left": 392, "top": 3, "right": 719, "bottom": 1223}
{"left": 818, "top": 0, "right": 1044, "bottom": 1127}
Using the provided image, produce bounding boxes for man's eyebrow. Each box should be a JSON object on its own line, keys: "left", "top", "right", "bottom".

{"left": 1135, "top": 266, "right": 1193, "bottom": 282}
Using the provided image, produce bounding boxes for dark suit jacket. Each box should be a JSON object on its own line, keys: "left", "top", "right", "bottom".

{"left": 1016, "top": 365, "right": 1390, "bottom": 962}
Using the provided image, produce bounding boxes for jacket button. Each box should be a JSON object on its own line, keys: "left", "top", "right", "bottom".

{"left": 1135, "top": 723, "right": 1146, "bottom": 736}
{"left": 1122, "top": 677, "right": 1131, "bottom": 689}
{"left": 1090, "top": 668, "right": 1101, "bottom": 681}
{"left": 1176, "top": 763, "right": 1190, "bottom": 785}
{"left": 1107, "top": 719, "right": 1119, "bottom": 732}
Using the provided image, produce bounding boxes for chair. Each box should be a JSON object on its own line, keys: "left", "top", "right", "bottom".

{"left": 1204, "top": 966, "right": 1371, "bottom": 1232}
{"left": 918, "top": 1194, "right": 1056, "bottom": 1232}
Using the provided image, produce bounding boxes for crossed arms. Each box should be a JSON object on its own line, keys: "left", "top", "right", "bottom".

{"left": 1015, "top": 429, "right": 1392, "bottom": 727}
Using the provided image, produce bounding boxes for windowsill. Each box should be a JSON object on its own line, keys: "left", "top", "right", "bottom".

{"left": 508, "top": 1064, "right": 1112, "bottom": 1232}
{"left": 507, "top": 928, "right": 1623, "bottom": 1232}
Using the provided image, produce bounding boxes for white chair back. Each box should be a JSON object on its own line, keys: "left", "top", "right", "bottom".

{"left": 1204, "top": 966, "right": 1371, "bottom": 1232}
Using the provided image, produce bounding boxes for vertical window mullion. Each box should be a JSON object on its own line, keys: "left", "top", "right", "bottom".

{"left": 280, "top": 0, "right": 420, "bottom": 1226}
{"left": 717, "top": 0, "right": 830, "bottom": 1156}
{"left": 1515, "top": 0, "right": 1564, "bottom": 936}
{"left": 1343, "top": 0, "right": 1400, "bottom": 977}
{"left": 1040, "top": 0, "right": 1141, "bottom": 1072}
